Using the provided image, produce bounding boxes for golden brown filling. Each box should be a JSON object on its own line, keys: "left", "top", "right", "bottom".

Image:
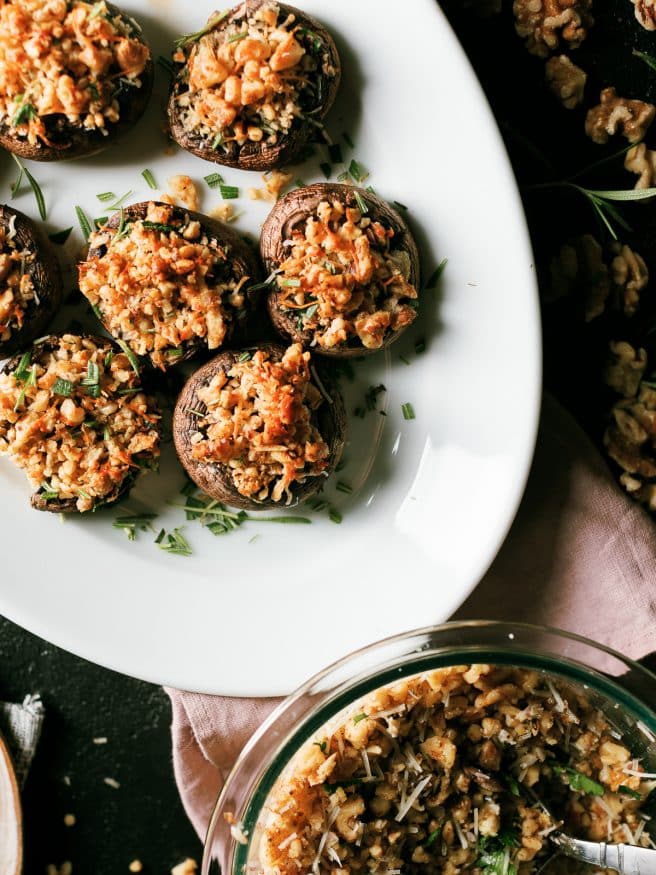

{"left": 0, "top": 218, "right": 35, "bottom": 343}
{"left": 275, "top": 200, "right": 418, "bottom": 350}
{"left": 0, "top": 0, "right": 150, "bottom": 146}
{"left": 256, "top": 665, "right": 654, "bottom": 875}
{"left": 190, "top": 344, "right": 329, "bottom": 503}
{"left": 174, "top": 1, "right": 334, "bottom": 149}
{"left": 79, "top": 202, "right": 250, "bottom": 370}
{"left": 0, "top": 334, "right": 159, "bottom": 511}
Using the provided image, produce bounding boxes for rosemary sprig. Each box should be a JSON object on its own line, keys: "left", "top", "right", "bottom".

{"left": 156, "top": 527, "right": 193, "bottom": 556}
{"left": 12, "top": 155, "right": 46, "bottom": 220}
{"left": 633, "top": 48, "right": 656, "bottom": 73}
{"left": 174, "top": 11, "right": 229, "bottom": 49}
{"left": 113, "top": 512, "right": 158, "bottom": 541}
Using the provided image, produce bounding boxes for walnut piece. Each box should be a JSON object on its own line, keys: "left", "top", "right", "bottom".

{"left": 545, "top": 55, "right": 587, "bottom": 108}
{"left": 513, "top": 0, "right": 593, "bottom": 58}
{"left": 604, "top": 341, "right": 647, "bottom": 398}
{"left": 585, "top": 87, "right": 656, "bottom": 144}
{"left": 548, "top": 234, "right": 610, "bottom": 320}
{"left": 605, "top": 381, "right": 656, "bottom": 508}
{"left": 632, "top": 0, "right": 656, "bottom": 29}
{"left": 625, "top": 143, "right": 656, "bottom": 189}
{"left": 610, "top": 242, "right": 649, "bottom": 317}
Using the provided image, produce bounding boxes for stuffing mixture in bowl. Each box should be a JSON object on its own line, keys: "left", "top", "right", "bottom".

{"left": 251, "top": 664, "right": 655, "bottom": 875}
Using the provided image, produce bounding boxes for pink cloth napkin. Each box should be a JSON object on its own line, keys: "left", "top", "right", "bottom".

{"left": 166, "top": 394, "right": 656, "bottom": 844}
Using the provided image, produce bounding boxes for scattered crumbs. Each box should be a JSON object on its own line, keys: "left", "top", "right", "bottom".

{"left": 129, "top": 861, "right": 143, "bottom": 873}
{"left": 209, "top": 203, "right": 235, "bottom": 223}
{"left": 64, "top": 813, "right": 76, "bottom": 827}
{"left": 62, "top": 775, "right": 71, "bottom": 786}
{"left": 104, "top": 776, "right": 120, "bottom": 789}
{"left": 159, "top": 192, "right": 176, "bottom": 206}
{"left": 166, "top": 175, "right": 199, "bottom": 211}
{"left": 93, "top": 736, "right": 108, "bottom": 744}
{"left": 171, "top": 859, "right": 198, "bottom": 875}
{"left": 248, "top": 170, "right": 293, "bottom": 202}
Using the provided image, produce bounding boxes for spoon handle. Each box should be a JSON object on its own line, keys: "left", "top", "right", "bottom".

{"left": 552, "top": 834, "right": 656, "bottom": 875}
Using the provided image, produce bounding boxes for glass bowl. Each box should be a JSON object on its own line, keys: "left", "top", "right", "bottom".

{"left": 202, "top": 620, "right": 656, "bottom": 874}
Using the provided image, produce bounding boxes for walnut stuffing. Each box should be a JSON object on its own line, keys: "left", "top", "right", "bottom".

{"left": 548, "top": 234, "right": 610, "bottom": 320}
{"left": 545, "top": 55, "right": 586, "bottom": 108}
{"left": 625, "top": 143, "right": 656, "bottom": 190}
{"left": 610, "top": 242, "right": 649, "bottom": 317}
{"left": 631, "top": 0, "right": 656, "bottom": 29}
{"left": 585, "top": 88, "right": 656, "bottom": 144}
{"left": 604, "top": 341, "right": 647, "bottom": 399}
{"left": 513, "top": 0, "right": 593, "bottom": 58}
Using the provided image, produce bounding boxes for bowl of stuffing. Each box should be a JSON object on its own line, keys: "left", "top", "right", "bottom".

{"left": 202, "top": 622, "right": 656, "bottom": 875}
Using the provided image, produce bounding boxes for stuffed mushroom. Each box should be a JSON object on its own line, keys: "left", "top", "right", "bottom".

{"left": 167, "top": 0, "right": 340, "bottom": 170}
{"left": 78, "top": 201, "right": 262, "bottom": 371}
{"left": 0, "top": 0, "right": 153, "bottom": 161}
{"left": 261, "top": 183, "right": 421, "bottom": 357}
{"left": 173, "top": 342, "right": 345, "bottom": 509}
{"left": 0, "top": 205, "right": 63, "bottom": 357}
{"left": 0, "top": 333, "right": 160, "bottom": 513}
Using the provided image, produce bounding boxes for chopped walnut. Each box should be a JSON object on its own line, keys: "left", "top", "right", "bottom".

{"left": 513, "top": 0, "right": 593, "bottom": 57}
{"left": 610, "top": 242, "right": 649, "bottom": 317}
{"left": 585, "top": 87, "right": 656, "bottom": 144}
{"left": 604, "top": 341, "right": 647, "bottom": 398}
{"left": 248, "top": 170, "right": 293, "bottom": 202}
{"left": 548, "top": 234, "right": 610, "bottom": 320}
{"left": 631, "top": 0, "right": 656, "bottom": 29}
{"left": 209, "top": 203, "right": 236, "bottom": 223}
{"left": 605, "top": 381, "right": 656, "bottom": 505}
{"left": 625, "top": 143, "right": 656, "bottom": 190}
{"left": 545, "top": 55, "right": 587, "bottom": 108}
{"left": 171, "top": 860, "right": 198, "bottom": 875}
{"left": 166, "top": 175, "right": 199, "bottom": 211}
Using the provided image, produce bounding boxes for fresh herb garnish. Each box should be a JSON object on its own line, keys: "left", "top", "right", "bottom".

{"left": 75, "top": 205, "right": 93, "bottom": 242}
{"left": 337, "top": 170, "right": 350, "bottom": 183}
{"left": 52, "top": 378, "right": 73, "bottom": 397}
{"left": 393, "top": 200, "right": 409, "bottom": 211}
{"left": 204, "top": 172, "right": 225, "bottom": 189}
{"left": 227, "top": 30, "right": 248, "bottom": 42}
{"left": 237, "top": 351, "right": 252, "bottom": 362}
{"left": 425, "top": 827, "right": 442, "bottom": 848}
{"left": 212, "top": 132, "right": 225, "bottom": 150}
{"left": 320, "top": 162, "right": 332, "bottom": 179}
{"left": 39, "top": 482, "right": 59, "bottom": 501}
{"left": 348, "top": 159, "right": 369, "bottom": 184}
{"left": 12, "top": 155, "right": 46, "bottom": 220}
{"left": 402, "top": 402, "right": 416, "bottom": 420}
{"left": 506, "top": 776, "right": 521, "bottom": 797}
{"left": 281, "top": 278, "right": 301, "bottom": 288}
{"left": 343, "top": 132, "right": 355, "bottom": 149}
{"left": 329, "top": 143, "right": 343, "bottom": 164}
{"left": 142, "top": 221, "right": 178, "bottom": 234}
{"left": 91, "top": 303, "right": 103, "bottom": 321}
{"left": 329, "top": 507, "right": 342, "bottom": 524}
{"left": 553, "top": 765, "right": 604, "bottom": 796}
{"left": 173, "top": 12, "right": 229, "bottom": 49}
{"left": 633, "top": 48, "right": 656, "bottom": 73}
{"left": 107, "top": 189, "right": 132, "bottom": 210}
{"left": 313, "top": 740, "right": 328, "bottom": 753}
{"left": 141, "top": 169, "right": 157, "bottom": 190}
{"left": 415, "top": 339, "right": 426, "bottom": 355}
{"left": 353, "top": 712, "right": 367, "bottom": 723}
{"left": 80, "top": 361, "right": 101, "bottom": 398}
{"left": 336, "top": 481, "right": 353, "bottom": 495}
{"left": 219, "top": 184, "right": 239, "bottom": 200}
{"left": 168, "top": 348, "right": 184, "bottom": 359}
{"left": 113, "top": 512, "right": 157, "bottom": 541}
{"left": 311, "top": 500, "right": 328, "bottom": 512}
{"left": 14, "top": 363, "right": 37, "bottom": 411}
{"left": 115, "top": 339, "right": 140, "bottom": 376}
{"left": 618, "top": 785, "right": 642, "bottom": 800}
{"left": 12, "top": 100, "right": 37, "bottom": 127}
{"left": 96, "top": 191, "right": 115, "bottom": 202}
{"left": 48, "top": 227, "right": 73, "bottom": 245}
{"left": 111, "top": 208, "right": 129, "bottom": 245}
{"left": 353, "top": 189, "right": 369, "bottom": 215}
{"left": 156, "top": 527, "right": 193, "bottom": 556}
{"left": 477, "top": 832, "right": 519, "bottom": 875}
{"left": 14, "top": 351, "right": 32, "bottom": 383}
{"left": 426, "top": 258, "right": 448, "bottom": 289}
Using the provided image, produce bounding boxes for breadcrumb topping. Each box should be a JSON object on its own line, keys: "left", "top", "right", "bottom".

{"left": 190, "top": 344, "right": 330, "bottom": 503}
{"left": 0, "top": 0, "right": 150, "bottom": 147}
{"left": 0, "top": 216, "right": 36, "bottom": 344}
{"left": 275, "top": 199, "right": 417, "bottom": 350}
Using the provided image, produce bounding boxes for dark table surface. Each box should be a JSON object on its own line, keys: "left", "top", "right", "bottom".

{"left": 1, "top": 1, "right": 652, "bottom": 872}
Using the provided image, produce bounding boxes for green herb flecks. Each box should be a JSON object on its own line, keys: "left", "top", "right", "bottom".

{"left": 12, "top": 155, "right": 46, "bottom": 220}
{"left": 633, "top": 49, "right": 656, "bottom": 73}
{"left": 174, "top": 11, "right": 229, "bottom": 49}
{"left": 48, "top": 227, "right": 73, "bottom": 246}
{"left": 12, "top": 100, "right": 37, "bottom": 127}
{"left": 156, "top": 527, "right": 193, "bottom": 556}
{"left": 328, "top": 143, "right": 343, "bottom": 164}
{"left": 402, "top": 402, "right": 416, "bottom": 421}
{"left": 97, "top": 191, "right": 115, "bottom": 203}
{"left": 80, "top": 361, "right": 101, "bottom": 398}
{"left": 618, "top": 785, "right": 642, "bottom": 800}
{"left": 113, "top": 512, "right": 158, "bottom": 541}
{"left": 348, "top": 159, "right": 369, "bottom": 184}
{"left": 353, "top": 712, "right": 367, "bottom": 723}
{"left": 425, "top": 827, "right": 442, "bottom": 849}
{"left": 477, "top": 831, "right": 519, "bottom": 875}
{"left": 227, "top": 30, "right": 248, "bottom": 42}
{"left": 313, "top": 740, "right": 328, "bottom": 753}
{"left": 320, "top": 162, "right": 332, "bottom": 179}
{"left": 115, "top": 339, "right": 140, "bottom": 376}
{"left": 353, "top": 189, "right": 369, "bottom": 215}
{"left": 553, "top": 765, "right": 604, "bottom": 796}
{"left": 425, "top": 258, "right": 448, "bottom": 290}
{"left": 343, "top": 132, "right": 355, "bottom": 149}
{"left": 171, "top": 487, "right": 312, "bottom": 536}
{"left": 75, "top": 205, "right": 93, "bottom": 242}
{"left": 142, "top": 221, "right": 178, "bottom": 234}
{"left": 14, "top": 363, "right": 37, "bottom": 411}
{"left": 219, "top": 184, "right": 239, "bottom": 200}
{"left": 52, "top": 378, "right": 73, "bottom": 397}
{"left": 204, "top": 172, "right": 225, "bottom": 189}
{"left": 329, "top": 507, "right": 342, "bottom": 524}
{"left": 39, "top": 482, "right": 59, "bottom": 501}
{"left": 141, "top": 168, "right": 157, "bottom": 190}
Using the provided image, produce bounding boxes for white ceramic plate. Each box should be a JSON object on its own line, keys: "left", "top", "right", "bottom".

{"left": 0, "top": 0, "right": 540, "bottom": 695}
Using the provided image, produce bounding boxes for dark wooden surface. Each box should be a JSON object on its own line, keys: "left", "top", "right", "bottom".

{"left": 1, "top": 2, "right": 652, "bottom": 872}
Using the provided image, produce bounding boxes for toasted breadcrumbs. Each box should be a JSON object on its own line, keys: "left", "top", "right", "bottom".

{"left": 0, "top": 214, "right": 36, "bottom": 344}
{"left": 171, "top": 859, "right": 197, "bottom": 875}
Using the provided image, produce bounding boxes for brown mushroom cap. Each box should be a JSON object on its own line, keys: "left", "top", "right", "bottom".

{"left": 261, "top": 183, "right": 421, "bottom": 358}
{"left": 173, "top": 341, "right": 346, "bottom": 509}
{"left": 0, "top": 3, "right": 154, "bottom": 162}
{"left": 167, "top": 0, "right": 341, "bottom": 171}
{"left": 0, "top": 205, "right": 63, "bottom": 357}
{"left": 83, "top": 201, "right": 263, "bottom": 369}
{"left": 2, "top": 333, "right": 160, "bottom": 514}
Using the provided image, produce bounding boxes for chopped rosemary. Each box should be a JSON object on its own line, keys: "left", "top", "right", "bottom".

{"left": 212, "top": 132, "right": 225, "bottom": 150}
{"left": 168, "top": 348, "right": 184, "bottom": 359}
{"left": 328, "top": 143, "right": 343, "bottom": 164}
{"left": 337, "top": 170, "right": 350, "bottom": 183}
{"left": 107, "top": 189, "right": 132, "bottom": 210}
{"left": 94, "top": 216, "right": 108, "bottom": 229}
{"left": 14, "top": 351, "right": 32, "bottom": 382}
{"left": 353, "top": 189, "right": 369, "bottom": 215}
{"left": 633, "top": 48, "right": 656, "bottom": 73}
{"left": 294, "top": 178, "right": 305, "bottom": 189}
{"left": 39, "top": 482, "right": 59, "bottom": 501}
{"left": 96, "top": 191, "right": 115, "bottom": 202}
{"left": 75, "top": 205, "right": 93, "bottom": 242}
{"left": 10, "top": 163, "right": 23, "bottom": 198}
{"left": 329, "top": 507, "right": 342, "bottom": 524}
{"left": 14, "top": 363, "right": 37, "bottom": 411}
{"left": 393, "top": 200, "right": 408, "bottom": 211}
{"left": 399, "top": 355, "right": 411, "bottom": 365}
{"left": 311, "top": 499, "right": 328, "bottom": 512}
{"left": 48, "top": 227, "right": 73, "bottom": 245}
{"left": 52, "top": 378, "right": 73, "bottom": 397}
{"left": 113, "top": 512, "right": 157, "bottom": 541}
{"left": 618, "top": 785, "right": 642, "bottom": 800}
{"left": 348, "top": 159, "right": 369, "bottom": 184}
{"left": 174, "top": 11, "right": 229, "bottom": 49}
{"left": 353, "top": 712, "right": 367, "bottom": 723}
{"left": 12, "top": 101, "right": 37, "bottom": 127}
{"left": 142, "top": 221, "right": 178, "bottom": 233}
{"left": 425, "top": 258, "right": 448, "bottom": 289}
{"left": 336, "top": 481, "right": 353, "bottom": 494}
{"left": 402, "top": 402, "right": 416, "bottom": 420}
{"left": 141, "top": 169, "right": 157, "bottom": 190}
{"left": 219, "top": 184, "right": 239, "bottom": 199}
{"left": 237, "top": 351, "right": 252, "bottom": 362}
{"left": 227, "top": 30, "right": 248, "bottom": 42}
{"left": 425, "top": 827, "right": 442, "bottom": 849}
{"left": 343, "top": 131, "right": 355, "bottom": 149}
{"left": 204, "top": 172, "right": 225, "bottom": 189}
{"left": 156, "top": 527, "right": 193, "bottom": 556}
{"left": 12, "top": 155, "right": 46, "bottom": 220}
{"left": 111, "top": 208, "right": 129, "bottom": 245}
{"left": 281, "top": 278, "right": 301, "bottom": 287}
{"left": 320, "top": 162, "right": 332, "bottom": 179}
{"left": 415, "top": 339, "right": 426, "bottom": 354}
{"left": 115, "top": 339, "right": 140, "bottom": 376}
{"left": 553, "top": 765, "right": 604, "bottom": 796}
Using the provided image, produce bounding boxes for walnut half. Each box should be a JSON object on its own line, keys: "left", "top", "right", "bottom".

{"left": 625, "top": 143, "right": 656, "bottom": 190}
{"left": 605, "top": 380, "right": 656, "bottom": 510}
{"left": 585, "top": 88, "right": 656, "bottom": 144}
{"left": 604, "top": 341, "right": 647, "bottom": 399}
{"left": 513, "top": 0, "right": 593, "bottom": 57}
{"left": 610, "top": 242, "right": 649, "bottom": 317}
{"left": 545, "top": 55, "right": 587, "bottom": 108}
{"left": 632, "top": 0, "right": 656, "bottom": 29}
